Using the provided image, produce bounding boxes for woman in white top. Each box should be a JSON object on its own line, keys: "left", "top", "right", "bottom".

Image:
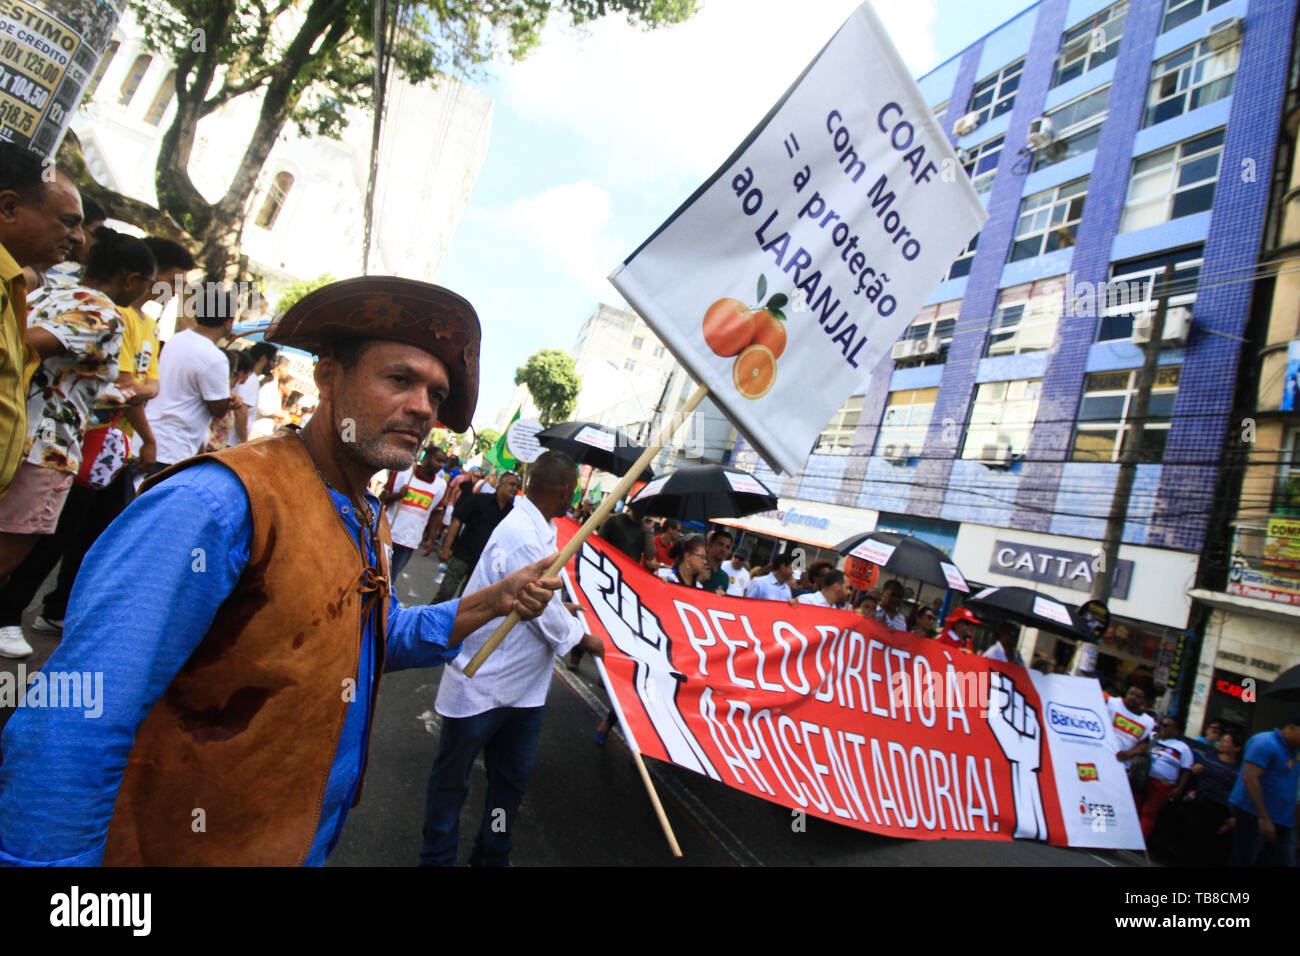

{"left": 656, "top": 534, "right": 708, "bottom": 588}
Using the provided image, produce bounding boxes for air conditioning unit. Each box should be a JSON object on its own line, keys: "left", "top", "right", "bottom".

{"left": 953, "top": 112, "right": 980, "bottom": 137}
{"left": 1131, "top": 306, "right": 1193, "bottom": 346}
{"left": 883, "top": 443, "right": 912, "bottom": 464}
{"left": 891, "top": 340, "right": 915, "bottom": 361}
{"left": 1026, "top": 116, "right": 1055, "bottom": 150}
{"left": 954, "top": 147, "right": 972, "bottom": 165}
{"left": 1206, "top": 17, "right": 1242, "bottom": 52}
{"left": 912, "top": 337, "right": 941, "bottom": 359}
{"left": 980, "top": 442, "right": 1014, "bottom": 468}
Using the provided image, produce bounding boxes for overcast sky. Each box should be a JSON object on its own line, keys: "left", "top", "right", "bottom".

{"left": 429, "top": 0, "right": 1037, "bottom": 430}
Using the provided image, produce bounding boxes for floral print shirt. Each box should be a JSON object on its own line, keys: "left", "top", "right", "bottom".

{"left": 23, "top": 286, "right": 124, "bottom": 474}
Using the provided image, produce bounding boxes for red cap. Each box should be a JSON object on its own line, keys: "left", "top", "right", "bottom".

{"left": 946, "top": 607, "right": 981, "bottom": 626}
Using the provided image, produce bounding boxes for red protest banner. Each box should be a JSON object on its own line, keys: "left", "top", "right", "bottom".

{"left": 561, "top": 519, "right": 1145, "bottom": 850}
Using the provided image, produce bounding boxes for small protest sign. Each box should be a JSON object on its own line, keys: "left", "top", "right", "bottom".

{"left": 610, "top": 3, "right": 986, "bottom": 474}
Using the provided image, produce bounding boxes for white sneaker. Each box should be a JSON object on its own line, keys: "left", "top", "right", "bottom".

{"left": 31, "top": 615, "right": 63, "bottom": 634}
{"left": 0, "top": 625, "right": 33, "bottom": 659}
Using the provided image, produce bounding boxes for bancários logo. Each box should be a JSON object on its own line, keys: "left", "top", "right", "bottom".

{"left": 1047, "top": 701, "right": 1106, "bottom": 740}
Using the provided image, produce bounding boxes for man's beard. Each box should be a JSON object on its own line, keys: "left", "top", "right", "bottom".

{"left": 334, "top": 407, "right": 427, "bottom": 473}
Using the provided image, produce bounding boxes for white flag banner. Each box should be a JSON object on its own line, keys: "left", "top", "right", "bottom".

{"left": 609, "top": 3, "right": 987, "bottom": 474}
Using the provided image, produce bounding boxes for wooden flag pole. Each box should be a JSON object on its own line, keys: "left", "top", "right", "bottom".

{"left": 463, "top": 382, "right": 710, "bottom": 678}
{"left": 594, "top": 656, "right": 682, "bottom": 858}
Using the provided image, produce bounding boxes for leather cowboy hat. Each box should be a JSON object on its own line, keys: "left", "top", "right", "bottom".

{"left": 264, "top": 276, "right": 480, "bottom": 432}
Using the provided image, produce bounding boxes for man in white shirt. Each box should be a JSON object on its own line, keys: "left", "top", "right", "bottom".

{"left": 382, "top": 449, "right": 447, "bottom": 578}
{"left": 796, "top": 568, "right": 849, "bottom": 608}
{"left": 420, "top": 451, "right": 603, "bottom": 867}
{"left": 1107, "top": 683, "right": 1157, "bottom": 772}
{"left": 250, "top": 356, "right": 292, "bottom": 438}
{"left": 143, "top": 287, "right": 235, "bottom": 472}
{"left": 228, "top": 343, "right": 276, "bottom": 445}
{"left": 982, "top": 619, "right": 1025, "bottom": 664}
{"left": 1138, "top": 714, "right": 1195, "bottom": 838}
{"left": 745, "top": 553, "right": 795, "bottom": 601}
{"left": 875, "top": 579, "right": 907, "bottom": 631}
{"left": 724, "top": 551, "right": 751, "bottom": 597}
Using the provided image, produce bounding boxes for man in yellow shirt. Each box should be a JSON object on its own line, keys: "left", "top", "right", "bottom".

{"left": 0, "top": 144, "right": 87, "bottom": 510}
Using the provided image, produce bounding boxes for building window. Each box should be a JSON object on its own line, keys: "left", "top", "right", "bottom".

{"left": 86, "top": 41, "right": 119, "bottom": 98}
{"left": 901, "top": 301, "right": 959, "bottom": 362}
{"left": 1054, "top": 2, "right": 1127, "bottom": 87}
{"left": 143, "top": 69, "right": 176, "bottom": 125}
{"left": 962, "top": 379, "right": 1042, "bottom": 459}
{"left": 631, "top": 336, "right": 644, "bottom": 350}
{"left": 624, "top": 358, "right": 636, "bottom": 371}
{"left": 253, "top": 171, "right": 294, "bottom": 229}
{"left": 874, "top": 388, "right": 938, "bottom": 457}
{"left": 1071, "top": 366, "right": 1181, "bottom": 463}
{"left": 653, "top": 345, "right": 665, "bottom": 358}
{"left": 1033, "top": 86, "right": 1110, "bottom": 170}
{"left": 946, "top": 234, "right": 979, "bottom": 280}
{"left": 1161, "top": 0, "right": 1232, "bottom": 33}
{"left": 1009, "top": 178, "right": 1087, "bottom": 262}
{"left": 986, "top": 279, "right": 1064, "bottom": 356}
{"left": 1119, "top": 130, "right": 1223, "bottom": 233}
{"left": 1097, "top": 247, "right": 1203, "bottom": 341}
{"left": 962, "top": 135, "right": 1003, "bottom": 195}
{"left": 933, "top": 100, "right": 949, "bottom": 128}
{"left": 1145, "top": 40, "right": 1238, "bottom": 127}
{"left": 967, "top": 59, "right": 1024, "bottom": 129}
{"left": 814, "top": 395, "right": 865, "bottom": 455}
{"left": 118, "top": 53, "right": 152, "bottom": 106}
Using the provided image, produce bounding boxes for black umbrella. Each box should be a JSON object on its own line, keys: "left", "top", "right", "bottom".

{"left": 833, "top": 530, "right": 969, "bottom": 593}
{"left": 628, "top": 465, "right": 778, "bottom": 523}
{"left": 535, "top": 421, "right": 655, "bottom": 482}
{"left": 1262, "top": 663, "right": 1300, "bottom": 703}
{"left": 963, "top": 585, "right": 1093, "bottom": 641}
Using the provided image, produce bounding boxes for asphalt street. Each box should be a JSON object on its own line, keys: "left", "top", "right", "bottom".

{"left": 1, "top": 549, "right": 1137, "bottom": 867}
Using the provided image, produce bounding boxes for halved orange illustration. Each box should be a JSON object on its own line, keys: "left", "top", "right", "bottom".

{"left": 732, "top": 344, "right": 776, "bottom": 399}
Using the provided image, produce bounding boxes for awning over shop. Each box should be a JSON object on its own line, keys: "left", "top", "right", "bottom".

{"left": 712, "top": 498, "right": 877, "bottom": 551}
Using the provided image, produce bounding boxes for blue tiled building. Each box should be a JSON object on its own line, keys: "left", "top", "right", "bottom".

{"left": 727, "top": 0, "right": 1297, "bottom": 689}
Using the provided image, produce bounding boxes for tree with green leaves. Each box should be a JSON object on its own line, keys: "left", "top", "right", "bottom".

{"left": 60, "top": 0, "right": 698, "bottom": 278}
{"left": 275, "top": 272, "right": 335, "bottom": 314}
{"left": 474, "top": 428, "right": 501, "bottom": 455}
{"left": 515, "top": 349, "right": 580, "bottom": 425}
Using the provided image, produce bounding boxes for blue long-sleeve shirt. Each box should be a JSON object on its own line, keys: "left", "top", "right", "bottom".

{"left": 0, "top": 461, "right": 461, "bottom": 866}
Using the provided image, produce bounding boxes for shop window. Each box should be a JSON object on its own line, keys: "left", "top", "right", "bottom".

{"left": 946, "top": 234, "right": 979, "bottom": 280}
{"left": 1033, "top": 86, "right": 1110, "bottom": 171}
{"left": 86, "top": 41, "right": 119, "bottom": 98}
{"left": 874, "top": 388, "right": 938, "bottom": 458}
{"left": 1120, "top": 131, "right": 1223, "bottom": 233}
{"left": 966, "top": 59, "right": 1024, "bottom": 130}
{"left": 1161, "top": 0, "right": 1232, "bottom": 34}
{"left": 1070, "top": 365, "right": 1181, "bottom": 463}
{"left": 961, "top": 379, "right": 1041, "bottom": 460}
{"left": 814, "top": 395, "right": 865, "bottom": 455}
{"left": 143, "top": 69, "right": 176, "bottom": 125}
{"left": 1145, "top": 40, "right": 1238, "bottom": 128}
{"left": 1098, "top": 247, "right": 1202, "bottom": 341}
{"left": 253, "top": 171, "right": 294, "bottom": 229}
{"left": 987, "top": 278, "right": 1064, "bottom": 357}
{"left": 118, "top": 53, "right": 152, "bottom": 106}
{"left": 962, "top": 135, "right": 1003, "bottom": 195}
{"left": 1053, "top": 1, "right": 1127, "bottom": 87}
{"left": 1009, "top": 178, "right": 1087, "bottom": 262}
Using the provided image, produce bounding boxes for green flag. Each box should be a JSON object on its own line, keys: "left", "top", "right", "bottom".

{"left": 486, "top": 408, "right": 520, "bottom": 472}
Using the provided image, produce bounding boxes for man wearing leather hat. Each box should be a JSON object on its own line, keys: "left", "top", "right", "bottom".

{"left": 0, "top": 276, "right": 564, "bottom": 866}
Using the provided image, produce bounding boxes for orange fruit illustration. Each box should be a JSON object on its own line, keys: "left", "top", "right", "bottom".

{"left": 732, "top": 344, "right": 776, "bottom": 399}
{"left": 751, "top": 309, "right": 786, "bottom": 358}
{"left": 702, "top": 298, "right": 756, "bottom": 357}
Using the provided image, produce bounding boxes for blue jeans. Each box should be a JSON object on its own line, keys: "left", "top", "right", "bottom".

{"left": 389, "top": 544, "right": 415, "bottom": 579}
{"left": 419, "top": 706, "right": 546, "bottom": 867}
{"left": 1228, "top": 810, "right": 1297, "bottom": 867}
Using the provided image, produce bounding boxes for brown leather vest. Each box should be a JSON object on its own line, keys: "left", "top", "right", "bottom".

{"left": 103, "top": 430, "right": 392, "bottom": 866}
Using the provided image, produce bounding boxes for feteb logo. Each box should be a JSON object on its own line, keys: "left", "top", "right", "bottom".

{"left": 1078, "top": 796, "right": 1116, "bottom": 820}
{"left": 1047, "top": 701, "right": 1106, "bottom": 740}
{"left": 1076, "top": 762, "right": 1099, "bottom": 782}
